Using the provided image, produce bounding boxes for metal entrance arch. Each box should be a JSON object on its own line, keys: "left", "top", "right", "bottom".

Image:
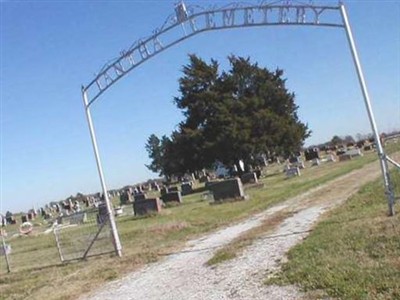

{"left": 81, "top": 0, "right": 399, "bottom": 256}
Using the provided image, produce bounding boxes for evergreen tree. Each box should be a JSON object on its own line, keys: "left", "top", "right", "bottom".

{"left": 145, "top": 55, "right": 311, "bottom": 177}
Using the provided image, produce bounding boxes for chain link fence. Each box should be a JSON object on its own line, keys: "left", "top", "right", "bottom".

{"left": 0, "top": 205, "right": 115, "bottom": 274}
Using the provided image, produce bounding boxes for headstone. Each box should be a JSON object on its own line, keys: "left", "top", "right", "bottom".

{"left": 114, "top": 207, "right": 123, "bottom": 216}
{"left": 345, "top": 148, "right": 363, "bottom": 157}
{"left": 160, "top": 187, "right": 169, "bottom": 195}
{"left": 208, "top": 178, "right": 246, "bottom": 202}
{"left": 161, "top": 191, "right": 182, "bottom": 203}
{"left": 96, "top": 203, "right": 108, "bottom": 225}
{"left": 293, "top": 161, "right": 305, "bottom": 169}
{"left": 181, "top": 183, "right": 193, "bottom": 195}
{"left": 134, "top": 193, "right": 146, "bottom": 201}
{"left": 363, "top": 145, "right": 372, "bottom": 151}
{"left": 120, "top": 191, "right": 132, "bottom": 204}
{"left": 289, "top": 156, "right": 301, "bottom": 164}
{"left": 133, "top": 198, "right": 162, "bottom": 216}
{"left": 305, "top": 148, "right": 320, "bottom": 161}
{"left": 357, "top": 140, "right": 365, "bottom": 148}
{"left": 136, "top": 185, "right": 144, "bottom": 193}
{"left": 27, "top": 213, "right": 34, "bottom": 221}
{"left": 199, "top": 176, "right": 210, "bottom": 183}
{"left": 336, "top": 149, "right": 346, "bottom": 156}
{"left": 151, "top": 182, "right": 161, "bottom": 192}
{"left": 327, "top": 154, "right": 336, "bottom": 162}
{"left": 168, "top": 186, "right": 179, "bottom": 192}
{"left": 21, "top": 215, "right": 28, "bottom": 223}
{"left": 6, "top": 216, "right": 16, "bottom": 225}
{"left": 286, "top": 167, "right": 301, "bottom": 178}
{"left": 69, "top": 212, "right": 87, "bottom": 224}
{"left": 241, "top": 172, "right": 258, "bottom": 184}
{"left": 338, "top": 154, "right": 352, "bottom": 162}
{"left": 311, "top": 158, "right": 320, "bottom": 166}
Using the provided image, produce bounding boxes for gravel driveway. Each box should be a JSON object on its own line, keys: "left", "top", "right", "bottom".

{"left": 84, "top": 159, "right": 389, "bottom": 300}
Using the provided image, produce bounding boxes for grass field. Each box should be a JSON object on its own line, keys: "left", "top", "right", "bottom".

{"left": 266, "top": 170, "right": 400, "bottom": 300}
{"left": 0, "top": 145, "right": 398, "bottom": 300}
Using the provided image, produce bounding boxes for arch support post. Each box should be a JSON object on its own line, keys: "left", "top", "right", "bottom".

{"left": 340, "top": 4, "right": 395, "bottom": 216}
{"left": 82, "top": 87, "right": 123, "bottom": 256}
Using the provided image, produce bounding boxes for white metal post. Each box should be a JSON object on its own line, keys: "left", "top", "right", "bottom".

{"left": 340, "top": 4, "right": 395, "bottom": 216}
{"left": 82, "top": 87, "right": 123, "bottom": 256}
{"left": 1, "top": 233, "right": 11, "bottom": 273}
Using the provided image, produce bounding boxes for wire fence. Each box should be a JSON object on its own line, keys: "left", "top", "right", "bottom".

{"left": 0, "top": 205, "right": 115, "bottom": 274}
{"left": 54, "top": 206, "right": 114, "bottom": 262}
{"left": 391, "top": 166, "right": 400, "bottom": 203}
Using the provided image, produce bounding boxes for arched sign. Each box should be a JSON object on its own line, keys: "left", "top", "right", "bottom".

{"left": 81, "top": 1, "right": 398, "bottom": 257}
{"left": 83, "top": 1, "right": 344, "bottom": 105}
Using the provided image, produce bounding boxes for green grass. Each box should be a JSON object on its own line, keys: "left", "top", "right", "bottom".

{"left": 0, "top": 145, "right": 398, "bottom": 300}
{"left": 207, "top": 210, "right": 294, "bottom": 266}
{"left": 266, "top": 170, "right": 400, "bottom": 300}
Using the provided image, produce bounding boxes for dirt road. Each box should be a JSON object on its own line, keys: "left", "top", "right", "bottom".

{"left": 84, "top": 158, "right": 395, "bottom": 300}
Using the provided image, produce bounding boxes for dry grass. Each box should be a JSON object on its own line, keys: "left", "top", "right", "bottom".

{"left": 267, "top": 170, "right": 400, "bottom": 300}
{"left": 206, "top": 210, "right": 295, "bottom": 266}
{"left": 0, "top": 145, "right": 398, "bottom": 300}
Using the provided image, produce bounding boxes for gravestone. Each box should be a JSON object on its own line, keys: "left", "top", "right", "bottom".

{"left": 363, "top": 145, "right": 372, "bottom": 151}
{"left": 305, "top": 148, "right": 320, "bottom": 161}
{"left": 133, "top": 198, "right": 162, "bottom": 216}
{"left": 286, "top": 167, "right": 301, "bottom": 178}
{"left": 326, "top": 154, "right": 336, "bottom": 162}
{"left": 345, "top": 148, "right": 363, "bottom": 157}
{"left": 161, "top": 191, "right": 182, "bottom": 203}
{"left": 160, "top": 187, "right": 169, "bottom": 195}
{"left": 151, "top": 182, "right": 161, "bottom": 192}
{"left": 199, "top": 175, "right": 210, "bottom": 183}
{"left": 338, "top": 154, "right": 352, "bottom": 162}
{"left": 208, "top": 178, "right": 246, "bottom": 202}
{"left": 289, "top": 156, "right": 302, "bottom": 164}
{"left": 21, "top": 215, "right": 28, "bottom": 223}
{"left": 181, "top": 183, "right": 193, "bottom": 195}
{"left": 205, "top": 180, "right": 219, "bottom": 190}
{"left": 134, "top": 193, "right": 146, "bottom": 201}
{"left": 96, "top": 203, "right": 108, "bottom": 225}
{"left": 114, "top": 207, "right": 123, "bottom": 216}
{"left": 311, "top": 158, "right": 320, "bottom": 166}
{"left": 357, "top": 140, "right": 365, "bottom": 148}
{"left": 168, "top": 186, "right": 179, "bottom": 192}
{"left": 6, "top": 216, "right": 16, "bottom": 225}
{"left": 241, "top": 172, "right": 258, "bottom": 184}
{"left": 336, "top": 149, "right": 346, "bottom": 156}
{"left": 293, "top": 161, "right": 305, "bottom": 169}
{"left": 69, "top": 212, "right": 87, "bottom": 224}
{"left": 27, "top": 213, "right": 34, "bottom": 221}
{"left": 120, "top": 191, "right": 132, "bottom": 204}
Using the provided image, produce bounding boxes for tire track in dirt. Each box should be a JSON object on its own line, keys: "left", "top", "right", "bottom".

{"left": 84, "top": 155, "right": 398, "bottom": 300}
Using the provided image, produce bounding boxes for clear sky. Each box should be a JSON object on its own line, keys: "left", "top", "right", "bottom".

{"left": 1, "top": 0, "right": 399, "bottom": 214}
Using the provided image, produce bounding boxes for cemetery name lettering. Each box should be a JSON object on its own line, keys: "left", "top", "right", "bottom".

{"left": 85, "top": 4, "right": 341, "bottom": 103}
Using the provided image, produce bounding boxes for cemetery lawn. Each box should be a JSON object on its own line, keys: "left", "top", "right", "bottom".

{"left": 1, "top": 145, "right": 399, "bottom": 300}
{"left": 266, "top": 170, "right": 400, "bottom": 300}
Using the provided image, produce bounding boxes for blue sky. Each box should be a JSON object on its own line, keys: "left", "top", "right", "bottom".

{"left": 1, "top": 0, "right": 399, "bottom": 213}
